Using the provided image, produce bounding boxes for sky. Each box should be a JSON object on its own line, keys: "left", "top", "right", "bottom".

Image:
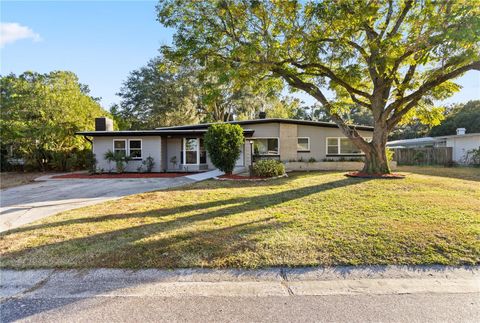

{"left": 1, "top": 0, "right": 479, "bottom": 110}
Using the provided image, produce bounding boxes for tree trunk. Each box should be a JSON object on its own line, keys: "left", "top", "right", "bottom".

{"left": 361, "top": 126, "right": 391, "bottom": 175}
{"left": 362, "top": 145, "right": 391, "bottom": 174}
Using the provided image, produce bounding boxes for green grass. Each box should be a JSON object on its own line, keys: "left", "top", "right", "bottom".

{"left": 1, "top": 166, "right": 479, "bottom": 269}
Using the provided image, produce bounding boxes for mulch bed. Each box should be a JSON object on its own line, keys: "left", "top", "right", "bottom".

{"left": 53, "top": 173, "right": 188, "bottom": 179}
{"left": 345, "top": 171, "right": 405, "bottom": 179}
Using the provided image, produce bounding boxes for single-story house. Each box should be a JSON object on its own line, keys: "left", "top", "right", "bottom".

{"left": 387, "top": 128, "right": 480, "bottom": 164}
{"left": 77, "top": 117, "right": 374, "bottom": 173}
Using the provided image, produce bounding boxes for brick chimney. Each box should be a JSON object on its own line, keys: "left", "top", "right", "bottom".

{"left": 95, "top": 117, "right": 114, "bottom": 131}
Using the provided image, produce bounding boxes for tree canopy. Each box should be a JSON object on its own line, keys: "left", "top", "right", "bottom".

{"left": 157, "top": 0, "right": 480, "bottom": 174}
{"left": 114, "top": 55, "right": 302, "bottom": 129}
{"left": 0, "top": 71, "right": 108, "bottom": 170}
{"left": 429, "top": 100, "right": 480, "bottom": 136}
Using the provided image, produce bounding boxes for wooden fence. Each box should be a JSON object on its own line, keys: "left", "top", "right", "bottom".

{"left": 392, "top": 147, "right": 453, "bottom": 165}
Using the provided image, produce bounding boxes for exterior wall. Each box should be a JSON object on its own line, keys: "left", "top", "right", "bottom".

{"left": 446, "top": 135, "right": 480, "bottom": 163}
{"left": 166, "top": 137, "right": 182, "bottom": 170}
{"left": 279, "top": 123, "right": 298, "bottom": 161}
{"left": 241, "top": 122, "right": 374, "bottom": 162}
{"left": 93, "top": 136, "right": 162, "bottom": 172}
{"left": 296, "top": 125, "right": 373, "bottom": 161}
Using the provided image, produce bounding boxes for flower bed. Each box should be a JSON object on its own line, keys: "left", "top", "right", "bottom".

{"left": 53, "top": 172, "right": 187, "bottom": 179}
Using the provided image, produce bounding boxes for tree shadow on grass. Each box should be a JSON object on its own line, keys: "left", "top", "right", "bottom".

{"left": 2, "top": 176, "right": 370, "bottom": 237}
{"left": 397, "top": 166, "right": 480, "bottom": 182}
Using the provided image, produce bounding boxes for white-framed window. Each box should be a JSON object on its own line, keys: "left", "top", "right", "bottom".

{"left": 297, "top": 137, "right": 310, "bottom": 152}
{"left": 182, "top": 138, "right": 207, "bottom": 165}
{"left": 113, "top": 139, "right": 127, "bottom": 157}
{"left": 326, "top": 137, "right": 371, "bottom": 155}
{"left": 253, "top": 138, "right": 279, "bottom": 155}
{"left": 129, "top": 139, "right": 142, "bottom": 159}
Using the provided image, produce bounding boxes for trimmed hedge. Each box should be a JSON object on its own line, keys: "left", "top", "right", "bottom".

{"left": 253, "top": 159, "right": 285, "bottom": 177}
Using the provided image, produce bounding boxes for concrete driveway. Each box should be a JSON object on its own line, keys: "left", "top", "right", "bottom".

{"left": 0, "top": 175, "right": 195, "bottom": 233}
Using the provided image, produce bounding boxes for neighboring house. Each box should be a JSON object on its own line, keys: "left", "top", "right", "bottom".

{"left": 387, "top": 128, "right": 480, "bottom": 164}
{"left": 77, "top": 117, "right": 374, "bottom": 173}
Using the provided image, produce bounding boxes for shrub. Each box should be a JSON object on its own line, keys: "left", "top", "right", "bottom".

{"left": 308, "top": 157, "right": 316, "bottom": 163}
{"left": 104, "top": 150, "right": 132, "bottom": 173}
{"left": 386, "top": 148, "right": 394, "bottom": 162}
{"left": 204, "top": 123, "right": 244, "bottom": 174}
{"left": 465, "top": 147, "right": 480, "bottom": 167}
{"left": 253, "top": 159, "right": 285, "bottom": 177}
{"left": 142, "top": 156, "right": 155, "bottom": 172}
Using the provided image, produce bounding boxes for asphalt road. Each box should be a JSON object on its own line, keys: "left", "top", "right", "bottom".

{"left": 1, "top": 267, "right": 479, "bottom": 322}
{"left": 2, "top": 293, "right": 478, "bottom": 322}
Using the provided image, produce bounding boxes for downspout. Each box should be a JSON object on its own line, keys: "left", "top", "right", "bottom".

{"left": 83, "top": 136, "right": 93, "bottom": 145}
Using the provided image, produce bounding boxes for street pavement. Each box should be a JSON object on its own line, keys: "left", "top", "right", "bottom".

{"left": 1, "top": 266, "right": 478, "bottom": 322}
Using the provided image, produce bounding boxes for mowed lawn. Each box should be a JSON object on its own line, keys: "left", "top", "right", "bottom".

{"left": 1, "top": 167, "right": 479, "bottom": 269}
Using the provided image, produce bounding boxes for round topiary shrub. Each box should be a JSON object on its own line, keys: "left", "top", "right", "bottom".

{"left": 204, "top": 123, "right": 244, "bottom": 174}
{"left": 253, "top": 159, "right": 285, "bottom": 177}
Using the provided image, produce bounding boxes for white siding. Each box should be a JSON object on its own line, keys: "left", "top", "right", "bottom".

{"left": 446, "top": 135, "right": 480, "bottom": 163}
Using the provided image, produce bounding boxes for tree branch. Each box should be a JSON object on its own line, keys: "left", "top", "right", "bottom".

{"left": 271, "top": 66, "right": 370, "bottom": 148}
{"left": 386, "top": 60, "right": 480, "bottom": 128}
{"left": 387, "top": 0, "right": 413, "bottom": 37}
{"left": 289, "top": 62, "right": 372, "bottom": 100}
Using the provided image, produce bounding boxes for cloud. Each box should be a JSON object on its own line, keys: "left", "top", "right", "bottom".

{"left": 0, "top": 22, "right": 42, "bottom": 47}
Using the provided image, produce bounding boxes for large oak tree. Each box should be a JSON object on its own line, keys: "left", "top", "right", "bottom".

{"left": 157, "top": 0, "right": 480, "bottom": 174}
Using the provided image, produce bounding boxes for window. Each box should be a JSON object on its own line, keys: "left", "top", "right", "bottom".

{"left": 184, "top": 138, "right": 198, "bottom": 164}
{"left": 326, "top": 137, "right": 371, "bottom": 155}
{"left": 327, "top": 138, "right": 338, "bottom": 154}
{"left": 297, "top": 137, "right": 310, "bottom": 152}
{"left": 113, "top": 140, "right": 127, "bottom": 156}
{"left": 340, "top": 138, "right": 361, "bottom": 154}
{"left": 129, "top": 140, "right": 142, "bottom": 159}
{"left": 182, "top": 138, "right": 207, "bottom": 165}
{"left": 253, "top": 138, "right": 279, "bottom": 155}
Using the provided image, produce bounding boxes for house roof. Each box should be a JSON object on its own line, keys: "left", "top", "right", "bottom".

{"left": 77, "top": 118, "right": 373, "bottom": 137}
{"left": 76, "top": 129, "right": 255, "bottom": 137}
{"left": 154, "top": 118, "right": 374, "bottom": 131}
{"left": 387, "top": 132, "right": 480, "bottom": 147}
{"left": 386, "top": 137, "right": 437, "bottom": 147}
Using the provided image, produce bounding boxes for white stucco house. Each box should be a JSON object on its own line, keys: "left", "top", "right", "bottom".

{"left": 77, "top": 117, "right": 375, "bottom": 173}
{"left": 387, "top": 128, "right": 480, "bottom": 164}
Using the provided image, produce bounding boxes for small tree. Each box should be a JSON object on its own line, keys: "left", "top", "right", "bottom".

{"left": 104, "top": 150, "right": 132, "bottom": 173}
{"left": 204, "top": 123, "right": 244, "bottom": 174}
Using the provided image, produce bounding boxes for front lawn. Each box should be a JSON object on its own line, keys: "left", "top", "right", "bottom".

{"left": 1, "top": 167, "right": 479, "bottom": 269}
{"left": 0, "top": 172, "right": 47, "bottom": 190}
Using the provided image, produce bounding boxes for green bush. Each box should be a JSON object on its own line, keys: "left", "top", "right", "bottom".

{"left": 386, "top": 148, "right": 394, "bottom": 162}
{"left": 104, "top": 150, "right": 132, "bottom": 173}
{"left": 253, "top": 159, "right": 285, "bottom": 177}
{"left": 143, "top": 156, "right": 155, "bottom": 172}
{"left": 204, "top": 123, "right": 244, "bottom": 174}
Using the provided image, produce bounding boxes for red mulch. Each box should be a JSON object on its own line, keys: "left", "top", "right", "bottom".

{"left": 345, "top": 172, "right": 405, "bottom": 179}
{"left": 53, "top": 173, "right": 188, "bottom": 179}
{"left": 218, "top": 174, "right": 266, "bottom": 180}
